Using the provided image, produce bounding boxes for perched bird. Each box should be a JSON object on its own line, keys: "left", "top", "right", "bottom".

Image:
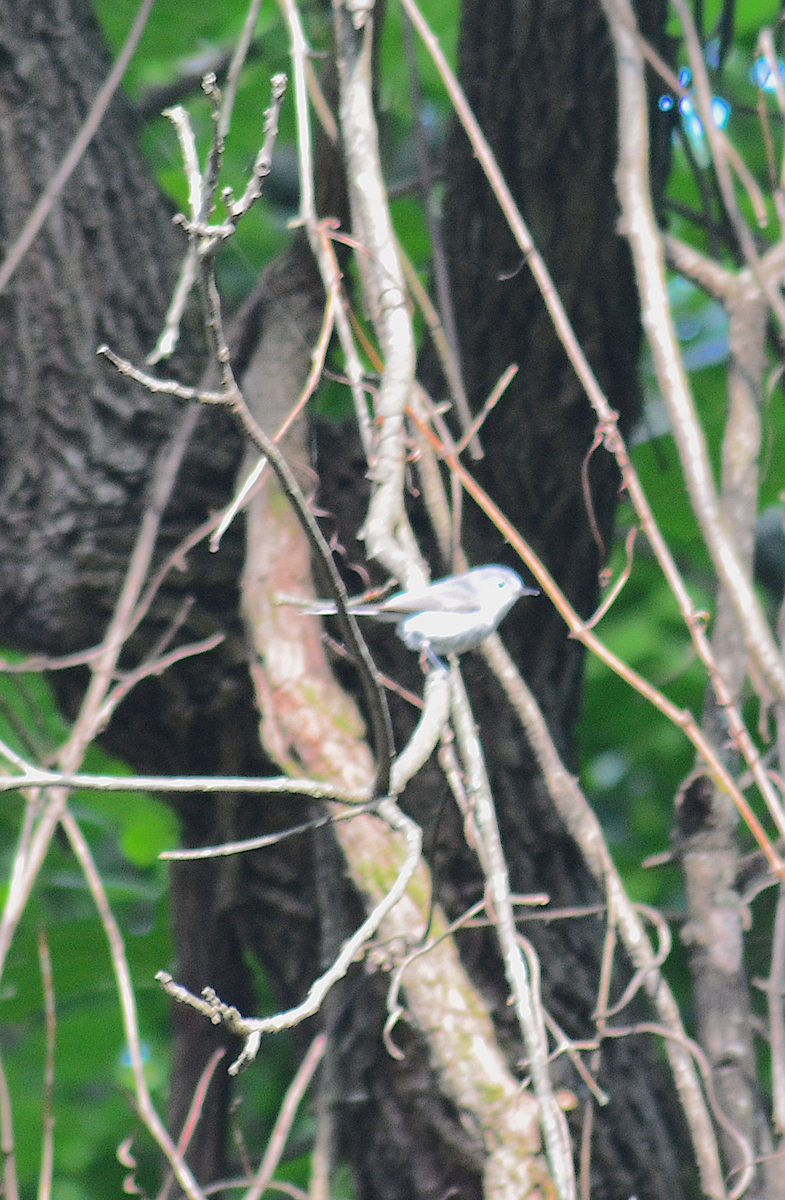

{"left": 304, "top": 565, "right": 536, "bottom": 658}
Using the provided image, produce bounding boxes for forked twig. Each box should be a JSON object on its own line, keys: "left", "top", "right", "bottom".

{"left": 158, "top": 797, "right": 422, "bottom": 1074}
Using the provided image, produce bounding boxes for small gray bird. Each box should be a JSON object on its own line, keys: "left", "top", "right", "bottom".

{"left": 305, "top": 565, "right": 536, "bottom": 657}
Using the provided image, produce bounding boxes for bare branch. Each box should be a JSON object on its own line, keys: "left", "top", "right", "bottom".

{"left": 599, "top": 0, "right": 785, "bottom": 713}
{"left": 158, "top": 796, "right": 422, "bottom": 1074}
{"left": 147, "top": 245, "right": 199, "bottom": 364}
{"left": 227, "top": 73, "right": 287, "bottom": 219}
{"left": 61, "top": 809, "right": 208, "bottom": 1200}
{"left": 769, "top": 886, "right": 785, "bottom": 1134}
{"left": 279, "top": 0, "right": 375, "bottom": 459}
{"left": 448, "top": 663, "right": 576, "bottom": 1200}
{"left": 0, "top": 768, "right": 367, "bottom": 801}
{"left": 158, "top": 1049, "right": 227, "bottom": 1200}
{"left": 414, "top": 415, "right": 785, "bottom": 873}
{"left": 454, "top": 364, "right": 518, "bottom": 456}
{"left": 160, "top": 804, "right": 375, "bottom": 861}
{"left": 220, "top": 0, "right": 266, "bottom": 139}
{"left": 389, "top": 667, "right": 449, "bottom": 794}
{"left": 602, "top": 1022, "right": 753, "bottom": 1199}
{"left": 482, "top": 634, "right": 728, "bottom": 1199}
{"left": 37, "top": 927, "right": 55, "bottom": 1200}
{"left": 400, "top": 11, "right": 480, "bottom": 459}
{"left": 244, "top": 1035, "right": 326, "bottom": 1200}
{"left": 163, "top": 104, "right": 204, "bottom": 222}
{"left": 0, "top": 1054, "right": 19, "bottom": 1200}
{"left": 335, "top": 6, "right": 424, "bottom": 586}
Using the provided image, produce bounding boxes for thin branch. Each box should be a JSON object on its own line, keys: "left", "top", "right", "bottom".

{"left": 581, "top": 525, "right": 638, "bottom": 631}
{"left": 334, "top": 5, "right": 424, "bottom": 586}
{"left": 602, "top": 1022, "right": 753, "bottom": 1200}
{"left": 448, "top": 663, "right": 576, "bottom": 1200}
{"left": 60, "top": 808, "right": 207, "bottom": 1200}
{"left": 0, "top": 1054, "right": 19, "bottom": 1200}
{"left": 163, "top": 104, "right": 204, "bottom": 222}
{"left": 453, "top": 364, "right": 518, "bottom": 456}
{"left": 158, "top": 796, "right": 422, "bottom": 1074}
{"left": 396, "top": 239, "right": 480, "bottom": 457}
{"left": 98, "top": 632, "right": 225, "bottom": 726}
{"left": 0, "top": 0, "right": 156, "bottom": 295}
{"left": 403, "top": 0, "right": 785, "bottom": 726}
{"left": 770, "top": 885, "right": 785, "bottom": 1133}
{"left": 244, "top": 1035, "right": 326, "bottom": 1200}
{"left": 663, "top": 234, "right": 737, "bottom": 303}
{"left": 389, "top": 667, "right": 449, "bottom": 794}
{"left": 220, "top": 0, "right": 266, "bottom": 138}
{"left": 383, "top": 897, "right": 487, "bottom": 1058}
{"left": 147, "top": 245, "right": 199, "bottom": 363}
{"left": 158, "top": 1049, "right": 226, "bottom": 1200}
{"left": 211, "top": 283, "right": 336, "bottom": 551}
{"left": 602, "top": 904, "right": 671, "bottom": 1019}
{"left": 409, "top": 383, "right": 465, "bottom": 567}
{"left": 414, "top": 411, "right": 785, "bottom": 874}
{"left": 0, "top": 647, "right": 104, "bottom": 674}
{"left": 226, "top": 73, "right": 287, "bottom": 220}
{"left": 205, "top": 1181, "right": 310, "bottom": 1199}
{"left": 160, "top": 804, "right": 376, "bottom": 860}
{"left": 0, "top": 767, "right": 367, "bottom": 800}
{"left": 401, "top": 10, "right": 480, "bottom": 459}
{"left": 37, "top": 928, "right": 55, "bottom": 1200}
{"left": 148, "top": 23, "right": 282, "bottom": 365}
{"left": 535, "top": 997, "right": 608, "bottom": 1107}
{"left": 98, "top": 345, "right": 225, "bottom": 401}
{"left": 197, "top": 74, "right": 225, "bottom": 226}
{"left": 481, "top": 633, "right": 728, "bottom": 1199}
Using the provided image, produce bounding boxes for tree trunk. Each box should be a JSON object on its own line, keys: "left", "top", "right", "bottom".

{"left": 0, "top": 1, "right": 690, "bottom": 1197}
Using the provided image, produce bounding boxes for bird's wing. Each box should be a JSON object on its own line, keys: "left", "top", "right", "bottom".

{"left": 378, "top": 574, "right": 481, "bottom": 614}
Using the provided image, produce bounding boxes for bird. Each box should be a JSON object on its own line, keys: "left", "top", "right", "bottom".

{"left": 302, "top": 565, "right": 537, "bottom": 659}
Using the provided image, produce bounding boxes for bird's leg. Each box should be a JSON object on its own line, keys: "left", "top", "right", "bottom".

{"left": 422, "top": 646, "right": 448, "bottom": 673}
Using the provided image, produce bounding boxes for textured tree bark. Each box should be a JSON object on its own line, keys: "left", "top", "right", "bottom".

{"left": 0, "top": 0, "right": 262, "bottom": 1176}
{"left": 0, "top": 1, "right": 691, "bottom": 1198}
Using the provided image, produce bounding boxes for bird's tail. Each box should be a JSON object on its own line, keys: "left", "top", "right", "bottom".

{"left": 283, "top": 597, "right": 396, "bottom": 620}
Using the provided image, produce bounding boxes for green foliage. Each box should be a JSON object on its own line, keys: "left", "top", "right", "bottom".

{"left": 0, "top": 664, "right": 177, "bottom": 1199}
